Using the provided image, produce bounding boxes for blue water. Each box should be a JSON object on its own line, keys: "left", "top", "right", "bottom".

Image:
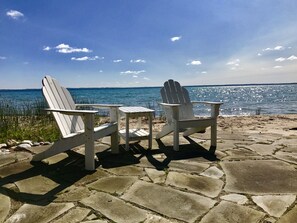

{"left": 0, "top": 84, "right": 296, "bottom": 116}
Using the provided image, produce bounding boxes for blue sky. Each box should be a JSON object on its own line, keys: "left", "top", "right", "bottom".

{"left": 1, "top": 0, "right": 297, "bottom": 89}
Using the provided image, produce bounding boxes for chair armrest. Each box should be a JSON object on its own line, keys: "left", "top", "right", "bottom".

{"left": 45, "top": 108, "right": 98, "bottom": 116}
{"left": 191, "top": 101, "right": 223, "bottom": 117}
{"left": 159, "top": 102, "right": 181, "bottom": 107}
{"left": 75, "top": 104, "right": 123, "bottom": 108}
{"left": 76, "top": 104, "right": 122, "bottom": 122}
{"left": 191, "top": 101, "right": 223, "bottom": 106}
{"left": 158, "top": 103, "right": 181, "bottom": 120}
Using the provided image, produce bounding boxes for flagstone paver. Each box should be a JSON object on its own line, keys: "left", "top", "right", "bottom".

{"left": 88, "top": 176, "right": 138, "bottom": 195}
{"left": 5, "top": 203, "right": 74, "bottom": 223}
{"left": 200, "top": 201, "right": 265, "bottom": 223}
{"left": 220, "top": 193, "right": 248, "bottom": 205}
{"left": 145, "top": 168, "right": 167, "bottom": 183}
{"left": 15, "top": 175, "right": 59, "bottom": 197}
{"left": 252, "top": 195, "right": 296, "bottom": 217}
{"left": 277, "top": 204, "right": 297, "bottom": 223}
{"left": 121, "top": 180, "right": 215, "bottom": 222}
{"left": 53, "top": 207, "right": 91, "bottom": 223}
{"left": 168, "top": 160, "right": 209, "bottom": 173}
{"left": 80, "top": 191, "right": 147, "bottom": 223}
{"left": 222, "top": 160, "right": 297, "bottom": 194}
{"left": 0, "top": 152, "right": 31, "bottom": 168}
{"left": 0, "top": 192, "right": 10, "bottom": 223}
{"left": 166, "top": 171, "right": 224, "bottom": 198}
{"left": 56, "top": 186, "right": 91, "bottom": 202}
{"left": 200, "top": 166, "right": 224, "bottom": 179}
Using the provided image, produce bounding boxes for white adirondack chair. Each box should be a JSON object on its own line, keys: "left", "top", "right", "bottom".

{"left": 156, "top": 79, "right": 223, "bottom": 151}
{"left": 32, "top": 75, "right": 121, "bottom": 170}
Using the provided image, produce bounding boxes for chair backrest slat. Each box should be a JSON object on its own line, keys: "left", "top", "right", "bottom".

{"left": 161, "top": 79, "right": 195, "bottom": 122}
{"left": 42, "top": 76, "right": 84, "bottom": 137}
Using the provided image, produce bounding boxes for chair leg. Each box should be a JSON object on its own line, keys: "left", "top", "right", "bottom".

{"left": 211, "top": 123, "right": 217, "bottom": 147}
{"left": 84, "top": 114, "right": 95, "bottom": 171}
{"left": 111, "top": 131, "right": 119, "bottom": 154}
{"left": 173, "top": 120, "right": 179, "bottom": 151}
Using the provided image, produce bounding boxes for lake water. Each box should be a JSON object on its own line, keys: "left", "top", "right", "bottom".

{"left": 0, "top": 84, "right": 296, "bottom": 116}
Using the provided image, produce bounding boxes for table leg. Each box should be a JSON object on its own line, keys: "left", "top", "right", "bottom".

{"left": 84, "top": 114, "right": 95, "bottom": 171}
{"left": 125, "top": 114, "right": 129, "bottom": 151}
{"left": 148, "top": 113, "right": 152, "bottom": 149}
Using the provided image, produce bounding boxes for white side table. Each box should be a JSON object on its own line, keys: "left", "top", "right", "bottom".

{"left": 119, "top": 106, "right": 154, "bottom": 151}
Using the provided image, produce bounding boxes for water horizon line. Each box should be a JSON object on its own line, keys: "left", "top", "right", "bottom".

{"left": 0, "top": 81, "right": 297, "bottom": 91}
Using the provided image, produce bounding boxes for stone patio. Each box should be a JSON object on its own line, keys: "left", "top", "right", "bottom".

{"left": 1, "top": 115, "right": 297, "bottom": 223}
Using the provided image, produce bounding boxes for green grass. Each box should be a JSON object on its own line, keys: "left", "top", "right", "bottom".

{"left": 0, "top": 99, "right": 105, "bottom": 144}
{"left": 0, "top": 99, "right": 60, "bottom": 143}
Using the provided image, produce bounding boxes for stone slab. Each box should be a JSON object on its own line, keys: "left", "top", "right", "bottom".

{"left": 168, "top": 160, "right": 209, "bottom": 174}
{"left": 277, "top": 204, "right": 297, "bottom": 223}
{"left": 54, "top": 207, "right": 91, "bottom": 223}
{"left": 252, "top": 195, "right": 296, "bottom": 217}
{"left": 104, "top": 165, "right": 145, "bottom": 176}
{"left": 200, "top": 166, "right": 224, "bottom": 179}
{"left": 56, "top": 186, "right": 91, "bottom": 202}
{"left": 121, "top": 180, "right": 215, "bottom": 222}
{"left": 222, "top": 160, "right": 297, "bottom": 194}
{"left": 5, "top": 203, "right": 74, "bottom": 223}
{"left": 166, "top": 171, "right": 224, "bottom": 198}
{"left": 80, "top": 191, "right": 147, "bottom": 223}
{"left": 0, "top": 152, "right": 31, "bottom": 168}
{"left": 0, "top": 191, "right": 10, "bottom": 223}
{"left": 88, "top": 176, "right": 137, "bottom": 195}
{"left": 145, "top": 168, "right": 167, "bottom": 184}
{"left": 200, "top": 201, "right": 265, "bottom": 223}
{"left": 244, "top": 143, "right": 277, "bottom": 155}
{"left": 15, "top": 175, "right": 59, "bottom": 200}
{"left": 220, "top": 193, "right": 248, "bottom": 205}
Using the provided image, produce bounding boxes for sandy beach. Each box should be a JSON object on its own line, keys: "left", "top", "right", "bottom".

{"left": 1, "top": 114, "right": 297, "bottom": 222}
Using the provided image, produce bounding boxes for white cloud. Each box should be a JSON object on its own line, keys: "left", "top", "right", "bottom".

{"left": 287, "top": 55, "right": 297, "bottom": 61}
{"left": 130, "top": 59, "right": 146, "bottom": 63}
{"left": 6, "top": 10, "right": 24, "bottom": 20}
{"left": 143, "top": 77, "right": 150, "bottom": 80}
{"left": 55, "top": 43, "right": 92, "bottom": 53}
{"left": 274, "top": 45, "right": 284, "bottom": 50}
{"left": 201, "top": 71, "right": 207, "bottom": 74}
{"left": 273, "top": 65, "right": 282, "bottom": 69}
{"left": 0, "top": 56, "right": 7, "bottom": 60}
{"left": 226, "top": 59, "right": 240, "bottom": 70}
{"left": 275, "top": 55, "right": 297, "bottom": 62}
{"left": 170, "top": 36, "right": 182, "bottom": 42}
{"left": 263, "top": 45, "right": 284, "bottom": 52}
{"left": 226, "top": 59, "right": 240, "bottom": 65}
{"left": 43, "top": 43, "right": 93, "bottom": 54}
{"left": 113, "top": 59, "right": 122, "bottom": 63}
{"left": 120, "top": 70, "right": 146, "bottom": 75}
{"left": 186, "top": 60, "right": 202, "bottom": 65}
{"left": 43, "top": 46, "right": 51, "bottom": 51}
{"left": 275, "top": 57, "right": 286, "bottom": 62}
{"left": 71, "top": 56, "right": 102, "bottom": 61}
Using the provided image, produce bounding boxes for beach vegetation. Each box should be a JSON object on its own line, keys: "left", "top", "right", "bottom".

{"left": 0, "top": 99, "right": 60, "bottom": 143}
{"left": 0, "top": 99, "right": 104, "bottom": 144}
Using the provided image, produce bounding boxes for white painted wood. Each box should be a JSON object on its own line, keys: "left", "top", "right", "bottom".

{"left": 119, "top": 106, "right": 154, "bottom": 150}
{"left": 33, "top": 76, "right": 120, "bottom": 170}
{"left": 157, "top": 79, "right": 223, "bottom": 151}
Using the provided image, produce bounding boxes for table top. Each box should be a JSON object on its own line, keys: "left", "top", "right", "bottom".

{"left": 119, "top": 106, "right": 154, "bottom": 114}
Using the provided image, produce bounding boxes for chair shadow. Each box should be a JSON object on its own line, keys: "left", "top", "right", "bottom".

{"left": 0, "top": 150, "right": 100, "bottom": 205}
{"left": 96, "top": 144, "right": 142, "bottom": 168}
{"left": 0, "top": 139, "right": 218, "bottom": 205}
{"left": 146, "top": 136, "right": 219, "bottom": 170}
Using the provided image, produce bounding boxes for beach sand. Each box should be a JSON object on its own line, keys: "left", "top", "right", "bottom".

{"left": 1, "top": 114, "right": 297, "bottom": 222}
